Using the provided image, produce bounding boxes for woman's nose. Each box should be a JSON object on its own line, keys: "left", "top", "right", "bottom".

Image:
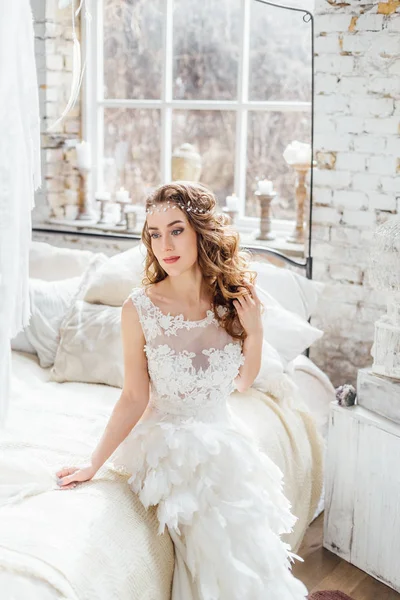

{"left": 162, "top": 238, "right": 174, "bottom": 252}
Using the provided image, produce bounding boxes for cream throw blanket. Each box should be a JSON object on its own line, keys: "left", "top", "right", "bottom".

{"left": 0, "top": 352, "right": 324, "bottom": 599}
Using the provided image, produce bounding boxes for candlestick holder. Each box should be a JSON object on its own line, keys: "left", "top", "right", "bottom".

{"left": 77, "top": 168, "right": 95, "bottom": 220}
{"left": 116, "top": 200, "right": 130, "bottom": 227}
{"left": 286, "top": 163, "right": 310, "bottom": 244}
{"left": 255, "top": 191, "right": 276, "bottom": 241}
{"left": 125, "top": 208, "right": 138, "bottom": 232}
{"left": 96, "top": 199, "right": 110, "bottom": 224}
{"left": 222, "top": 206, "right": 239, "bottom": 225}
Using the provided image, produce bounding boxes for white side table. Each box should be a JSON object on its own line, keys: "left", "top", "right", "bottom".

{"left": 323, "top": 369, "right": 400, "bottom": 593}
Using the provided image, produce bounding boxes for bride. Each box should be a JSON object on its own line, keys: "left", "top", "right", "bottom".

{"left": 56, "top": 181, "right": 309, "bottom": 599}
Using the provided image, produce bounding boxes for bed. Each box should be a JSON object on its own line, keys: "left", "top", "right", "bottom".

{"left": 0, "top": 345, "right": 333, "bottom": 600}
{"left": 0, "top": 237, "right": 334, "bottom": 599}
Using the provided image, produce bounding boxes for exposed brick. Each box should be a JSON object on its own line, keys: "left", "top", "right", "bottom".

{"left": 363, "top": 117, "right": 400, "bottom": 134}
{"left": 335, "top": 116, "right": 364, "bottom": 134}
{"left": 314, "top": 169, "right": 352, "bottom": 188}
{"left": 353, "top": 135, "right": 386, "bottom": 154}
{"left": 313, "top": 206, "right": 341, "bottom": 225}
{"left": 46, "top": 54, "right": 63, "bottom": 71}
{"left": 367, "top": 155, "right": 398, "bottom": 175}
{"left": 335, "top": 152, "right": 366, "bottom": 171}
{"left": 315, "top": 14, "right": 353, "bottom": 34}
{"left": 356, "top": 14, "right": 385, "bottom": 31}
{"left": 368, "top": 192, "right": 397, "bottom": 210}
{"left": 315, "top": 34, "right": 341, "bottom": 54}
{"left": 314, "top": 133, "right": 352, "bottom": 152}
{"left": 349, "top": 96, "right": 394, "bottom": 118}
{"left": 352, "top": 172, "right": 382, "bottom": 192}
{"left": 333, "top": 190, "right": 369, "bottom": 210}
{"left": 315, "top": 55, "right": 355, "bottom": 75}
{"left": 341, "top": 209, "right": 376, "bottom": 228}
{"left": 315, "top": 94, "right": 350, "bottom": 115}
{"left": 330, "top": 263, "right": 363, "bottom": 284}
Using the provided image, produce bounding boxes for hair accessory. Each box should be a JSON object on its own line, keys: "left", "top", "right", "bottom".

{"left": 146, "top": 199, "right": 212, "bottom": 215}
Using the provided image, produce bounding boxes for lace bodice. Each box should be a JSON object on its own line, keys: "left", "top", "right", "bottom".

{"left": 129, "top": 287, "right": 245, "bottom": 423}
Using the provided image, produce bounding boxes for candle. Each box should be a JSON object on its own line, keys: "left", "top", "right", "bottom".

{"left": 95, "top": 191, "right": 112, "bottom": 202}
{"left": 75, "top": 141, "right": 92, "bottom": 170}
{"left": 283, "top": 141, "right": 311, "bottom": 166}
{"left": 226, "top": 193, "right": 239, "bottom": 211}
{"left": 115, "top": 187, "right": 130, "bottom": 202}
{"left": 257, "top": 179, "right": 274, "bottom": 195}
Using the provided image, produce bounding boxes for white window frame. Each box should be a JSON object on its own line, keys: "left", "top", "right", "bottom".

{"left": 83, "top": 0, "right": 311, "bottom": 233}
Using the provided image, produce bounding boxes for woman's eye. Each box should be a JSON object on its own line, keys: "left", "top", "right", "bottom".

{"left": 150, "top": 229, "right": 183, "bottom": 239}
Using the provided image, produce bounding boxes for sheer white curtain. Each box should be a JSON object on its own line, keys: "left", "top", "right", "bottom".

{"left": 0, "top": 0, "right": 41, "bottom": 426}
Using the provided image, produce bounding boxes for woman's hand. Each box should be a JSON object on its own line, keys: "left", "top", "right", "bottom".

{"left": 233, "top": 283, "right": 263, "bottom": 337}
{"left": 56, "top": 463, "right": 97, "bottom": 490}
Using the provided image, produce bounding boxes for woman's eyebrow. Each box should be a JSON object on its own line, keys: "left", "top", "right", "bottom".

{"left": 148, "top": 220, "right": 185, "bottom": 231}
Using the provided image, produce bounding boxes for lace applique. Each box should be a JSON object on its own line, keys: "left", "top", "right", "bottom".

{"left": 145, "top": 342, "right": 245, "bottom": 419}
{"left": 130, "top": 287, "right": 218, "bottom": 341}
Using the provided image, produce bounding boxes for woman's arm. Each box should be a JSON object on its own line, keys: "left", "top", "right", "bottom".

{"left": 232, "top": 283, "right": 264, "bottom": 394}
{"left": 57, "top": 297, "right": 149, "bottom": 489}
{"left": 234, "top": 331, "right": 263, "bottom": 393}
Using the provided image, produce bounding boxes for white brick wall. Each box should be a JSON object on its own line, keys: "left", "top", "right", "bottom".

{"left": 32, "top": 0, "right": 81, "bottom": 222}
{"left": 312, "top": 0, "right": 400, "bottom": 386}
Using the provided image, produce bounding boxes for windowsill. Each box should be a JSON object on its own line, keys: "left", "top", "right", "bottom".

{"left": 32, "top": 216, "right": 305, "bottom": 259}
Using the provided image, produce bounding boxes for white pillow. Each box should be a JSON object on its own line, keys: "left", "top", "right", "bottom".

{"left": 256, "top": 284, "right": 323, "bottom": 365}
{"left": 11, "top": 330, "right": 37, "bottom": 355}
{"left": 29, "top": 241, "right": 106, "bottom": 281}
{"left": 50, "top": 302, "right": 123, "bottom": 387}
{"left": 83, "top": 243, "right": 146, "bottom": 306}
{"left": 24, "top": 277, "right": 82, "bottom": 367}
{"left": 251, "top": 261, "right": 324, "bottom": 321}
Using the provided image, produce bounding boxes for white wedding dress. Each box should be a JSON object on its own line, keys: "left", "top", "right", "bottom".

{"left": 110, "top": 286, "right": 309, "bottom": 600}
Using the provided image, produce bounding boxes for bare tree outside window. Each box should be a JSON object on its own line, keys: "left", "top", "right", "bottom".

{"left": 101, "top": 0, "right": 312, "bottom": 220}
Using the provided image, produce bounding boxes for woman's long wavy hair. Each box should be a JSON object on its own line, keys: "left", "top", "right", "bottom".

{"left": 141, "top": 181, "right": 260, "bottom": 342}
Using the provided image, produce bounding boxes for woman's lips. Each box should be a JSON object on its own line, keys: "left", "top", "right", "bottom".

{"left": 164, "top": 256, "right": 180, "bottom": 264}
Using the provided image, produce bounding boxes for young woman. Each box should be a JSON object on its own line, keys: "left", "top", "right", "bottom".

{"left": 56, "top": 181, "right": 308, "bottom": 599}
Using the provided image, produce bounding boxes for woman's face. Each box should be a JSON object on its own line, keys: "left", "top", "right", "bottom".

{"left": 146, "top": 204, "right": 198, "bottom": 274}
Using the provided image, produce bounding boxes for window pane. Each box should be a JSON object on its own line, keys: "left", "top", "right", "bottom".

{"left": 103, "top": 0, "right": 164, "bottom": 100}
{"left": 246, "top": 111, "right": 311, "bottom": 219}
{"left": 172, "top": 110, "right": 236, "bottom": 204}
{"left": 249, "top": 2, "right": 312, "bottom": 102}
{"left": 103, "top": 108, "right": 161, "bottom": 199}
{"left": 173, "top": 0, "right": 241, "bottom": 100}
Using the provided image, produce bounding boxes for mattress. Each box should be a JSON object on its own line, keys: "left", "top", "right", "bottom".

{"left": 0, "top": 350, "right": 332, "bottom": 599}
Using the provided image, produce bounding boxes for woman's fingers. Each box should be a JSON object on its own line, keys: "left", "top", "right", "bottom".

{"left": 56, "top": 466, "right": 77, "bottom": 478}
{"left": 59, "top": 482, "right": 78, "bottom": 491}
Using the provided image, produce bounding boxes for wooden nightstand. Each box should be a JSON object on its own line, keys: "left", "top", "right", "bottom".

{"left": 323, "top": 368, "right": 400, "bottom": 593}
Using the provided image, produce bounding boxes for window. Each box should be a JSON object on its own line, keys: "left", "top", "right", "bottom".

{"left": 84, "top": 0, "right": 312, "bottom": 221}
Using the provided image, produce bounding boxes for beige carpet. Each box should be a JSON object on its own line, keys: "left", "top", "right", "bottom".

{"left": 308, "top": 592, "right": 354, "bottom": 600}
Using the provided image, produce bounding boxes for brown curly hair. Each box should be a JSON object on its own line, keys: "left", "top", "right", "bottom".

{"left": 141, "top": 181, "right": 259, "bottom": 342}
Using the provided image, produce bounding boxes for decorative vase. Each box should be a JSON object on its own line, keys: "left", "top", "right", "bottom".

{"left": 171, "top": 143, "right": 202, "bottom": 182}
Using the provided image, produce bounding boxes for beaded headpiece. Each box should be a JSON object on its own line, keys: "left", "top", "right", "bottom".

{"left": 145, "top": 199, "right": 212, "bottom": 215}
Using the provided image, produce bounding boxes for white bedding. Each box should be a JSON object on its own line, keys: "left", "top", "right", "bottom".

{"left": 0, "top": 350, "right": 333, "bottom": 600}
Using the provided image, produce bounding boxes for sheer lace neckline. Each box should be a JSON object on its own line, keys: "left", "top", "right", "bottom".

{"left": 142, "top": 287, "right": 216, "bottom": 326}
